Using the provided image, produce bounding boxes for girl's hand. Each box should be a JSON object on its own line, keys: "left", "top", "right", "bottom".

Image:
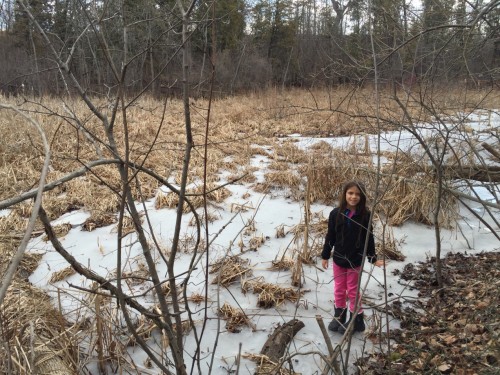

{"left": 321, "top": 259, "right": 328, "bottom": 269}
{"left": 374, "top": 260, "right": 385, "bottom": 267}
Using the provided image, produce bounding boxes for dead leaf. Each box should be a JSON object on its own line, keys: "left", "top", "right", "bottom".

{"left": 437, "top": 363, "right": 452, "bottom": 373}
{"left": 476, "top": 299, "right": 489, "bottom": 309}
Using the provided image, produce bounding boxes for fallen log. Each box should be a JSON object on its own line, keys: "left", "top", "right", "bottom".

{"left": 443, "top": 165, "right": 500, "bottom": 182}
{"left": 260, "top": 319, "right": 305, "bottom": 362}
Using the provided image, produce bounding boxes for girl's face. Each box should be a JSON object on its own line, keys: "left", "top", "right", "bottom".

{"left": 345, "top": 186, "right": 361, "bottom": 211}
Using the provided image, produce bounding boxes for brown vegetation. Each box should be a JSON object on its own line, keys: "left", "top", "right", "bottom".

{"left": 0, "top": 86, "right": 499, "bottom": 374}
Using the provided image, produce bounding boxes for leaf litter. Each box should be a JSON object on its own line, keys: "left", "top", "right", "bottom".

{"left": 357, "top": 252, "right": 500, "bottom": 374}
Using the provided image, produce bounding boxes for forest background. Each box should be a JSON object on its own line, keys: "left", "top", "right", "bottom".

{"left": 0, "top": 0, "right": 499, "bottom": 96}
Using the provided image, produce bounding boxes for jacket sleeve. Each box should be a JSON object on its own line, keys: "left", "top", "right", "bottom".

{"left": 321, "top": 209, "right": 337, "bottom": 260}
{"left": 366, "top": 222, "right": 377, "bottom": 264}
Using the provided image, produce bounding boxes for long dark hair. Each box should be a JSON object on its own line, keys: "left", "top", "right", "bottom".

{"left": 337, "top": 180, "right": 369, "bottom": 220}
{"left": 336, "top": 180, "right": 370, "bottom": 247}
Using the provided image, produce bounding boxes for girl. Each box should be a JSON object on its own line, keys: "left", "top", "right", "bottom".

{"left": 321, "top": 181, "right": 383, "bottom": 333}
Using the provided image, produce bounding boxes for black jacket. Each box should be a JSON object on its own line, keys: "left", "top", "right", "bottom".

{"left": 321, "top": 207, "right": 377, "bottom": 268}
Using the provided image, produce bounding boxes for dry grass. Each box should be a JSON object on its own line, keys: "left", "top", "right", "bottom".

{"left": 248, "top": 234, "right": 266, "bottom": 250}
{"left": 0, "top": 86, "right": 494, "bottom": 373}
{"left": 0, "top": 239, "right": 44, "bottom": 279}
{"left": 155, "top": 190, "right": 179, "bottom": 210}
{"left": 374, "top": 220, "right": 406, "bottom": 261}
{"left": 309, "top": 140, "right": 333, "bottom": 152}
{"left": 13, "top": 201, "right": 33, "bottom": 218}
{"left": 243, "top": 218, "right": 256, "bottom": 235}
{"left": 252, "top": 171, "right": 302, "bottom": 196}
{"left": 111, "top": 215, "right": 143, "bottom": 236}
{"left": 241, "top": 279, "right": 305, "bottom": 308}
{"left": 268, "top": 160, "right": 292, "bottom": 171}
{"left": 120, "top": 262, "right": 151, "bottom": 287}
{"left": 1, "top": 279, "right": 78, "bottom": 374}
{"left": 43, "top": 222, "right": 72, "bottom": 241}
{"left": 275, "top": 224, "right": 286, "bottom": 238}
{"left": 0, "top": 211, "right": 29, "bottom": 234}
{"left": 296, "top": 146, "right": 459, "bottom": 227}
{"left": 187, "top": 292, "right": 205, "bottom": 305}
{"left": 189, "top": 209, "right": 221, "bottom": 226}
{"left": 229, "top": 202, "right": 254, "bottom": 214}
{"left": 178, "top": 233, "right": 204, "bottom": 253}
{"left": 127, "top": 315, "right": 156, "bottom": 346}
{"left": 192, "top": 182, "right": 232, "bottom": 202}
{"left": 49, "top": 266, "right": 76, "bottom": 283}
{"left": 271, "top": 142, "right": 308, "bottom": 164}
{"left": 210, "top": 256, "right": 252, "bottom": 286}
{"left": 376, "top": 155, "right": 459, "bottom": 227}
{"left": 155, "top": 183, "right": 231, "bottom": 213}
{"left": 242, "top": 353, "right": 299, "bottom": 375}
{"left": 1, "top": 87, "right": 487, "bottom": 229}
{"left": 263, "top": 170, "right": 301, "bottom": 190}
{"left": 82, "top": 212, "right": 117, "bottom": 231}
{"left": 218, "top": 302, "right": 253, "bottom": 333}
{"left": 269, "top": 257, "right": 295, "bottom": 271}
{"left": 227, "top": 166, "right": 258, "bottom": 184}
{"left": 300, "top": 149, "right": 372, "bottom": 205}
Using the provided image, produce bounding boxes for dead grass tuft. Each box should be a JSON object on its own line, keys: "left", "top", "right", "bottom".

{"left": 1, "top": 279, "right": 78, "bottom": 374}
{"left": 227, "top": 166, "right": 258, "bottom": 184}
{"left": 127, "top": 315, "right": 156, "bottom": 346}
{"left": 119, "top": 262, "right": 151, "bottom": 287}
{"left": 191, "top": 182, "right": 232, "bottom": 203}
{"left": 263, "top": 171, "right": 301, "bottom": 189}
{"left": 309, "top": 140, "right": 333, "bottom": 152}
{"left": 50, "top": 266, "right": 76, "bottom": 283}
{"left": 241, "top": 279, "right": 305, "bottom": 308}
{"left": 0, "top": 211, "right": 29, "bottom": 233}
{"left": 269, "top": 257, "right": 295, "bottom": 271}
{"left": 301, "top": 149, "right": 371, "bottom": 205}
{"left": 43, "top": 223, "right": 72, "bottom": 241}
{"left": 374, "top": 221, "right": 406, "bottom": 261}
{"left": 0, "top": 238, "right": 44, "bottom": 278}
{"left": 189, "top": 210, "right": 221, "bottom": 226}
{"left": 178, "top": 233, "right": 204, "bottom": 254}
{"left": 111, "top": 215, "right": 143, "bottom": 236}
{"left": 82, "top": 212, "right": 117, "bottom": 231}
{"left": 155, "top": 190, "right": 179, "bottom": 210}
{"left": 268, "top": 160, "right": 292, "bottom": 171}
{"left": 20, "top": 252, "right": 44, "bottom": 275}
{"left": 155, "top": 183, "right": 231, "bottom": 213}
{"left": 301, "top": 148, "right": 459, "bottom": 227}
{"left": 218, "top": 302, "right": 252, "bottom": 333}
{"left": 188, "top": 292, "right": 205, "bottom": 305}
{"left": 13, "top": 201, "right": 33, "bottom": 218}
{"left": 377, "top": 172, "right": 458, "bottom": 228}
{"left": 210, "top": 256, "right": 252, "bottom": 286}
{"left": 248, "top": 234, "right": 266, "bottom": 250}
{"left": 65, "top": 176, "right": 121, "bottom": 214}
{"left": 272, "top": 142, "right": 307, "bottom": 164}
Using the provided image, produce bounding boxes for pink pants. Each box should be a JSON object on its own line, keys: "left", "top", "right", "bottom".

{"left": 333, "top": 263, "right": 363, "bottom": 313}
